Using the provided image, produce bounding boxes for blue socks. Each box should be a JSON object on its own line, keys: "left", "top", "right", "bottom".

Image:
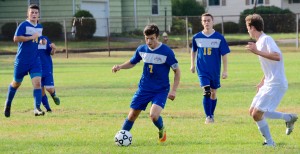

{"left": 211, "top": 99, "right": 217, "bottom": 117}
{"left": 122, "top": 118, "right": 134, "bottom": 131}
{"left": 5, "top": 85, "right": 17, "bottom": 107}
{"left": 33, "top": 89, "right": 42, "bottom": 109}
{"left": 41, "top": 95, "right": 51, "bottom": 111}
{"left": 203, "top": 96, "right": 211, "bottom": 117}
{"left": 153, "top": 116, "right": 164, "bottom": 130}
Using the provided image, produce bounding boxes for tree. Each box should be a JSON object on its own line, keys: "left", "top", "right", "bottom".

{"left": 172, "top": 0, "right": 205, "bottom": 16}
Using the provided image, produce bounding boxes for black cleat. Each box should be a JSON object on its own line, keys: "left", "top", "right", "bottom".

{"left": 4, "top": 106, "right": 11, "bottom": 117}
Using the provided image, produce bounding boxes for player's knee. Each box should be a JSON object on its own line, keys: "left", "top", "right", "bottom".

{"left": 252, "top": 113, "right": 263, "bottom": 121}
{"left": 149, "top": 113, "right": 159, "bottom": 122}
{"left": 203, "top": 86, "right": 211, "bottom": 97}
{"left": 11, "top": 81, "right": 21, "bottom": 89}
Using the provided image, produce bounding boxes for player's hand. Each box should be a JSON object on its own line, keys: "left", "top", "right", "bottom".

{"left": 40, "top": 38, "right": 47, "bottom": 45}
{"left": 50, "top": 43, "right": 57, "bottom": 55}
{"left": 167, "top": 91, "right": 176, "bottom": 101}
{"left": 245, "top": 42, "right": 258, "bottom": 54}
{"left": 112, "top": 65, "right": 121, "bottom": 73}
{"left": 256, "top": 81, "right": 264, "bottom": 93}
{"left": 31, "top": 32, "right": 40, "bottom": 40}
{"left": 222, "top": 71, "right": 228, "bottom": 79}
{"left": 190, "top": 66, "right": 195, "bottom": 73}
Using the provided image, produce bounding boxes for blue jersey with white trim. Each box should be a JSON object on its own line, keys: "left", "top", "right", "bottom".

{"left": 38, "top": 36, "right": 53, "bottom": 76}
{"left": 192, "top": 31, "right": 230, "bottom": 80}
{"left": 14, "top": 20, "right": 43, "bottom": 65}
{"left": 130, "top": 43, "right": 178, "bottom": 92}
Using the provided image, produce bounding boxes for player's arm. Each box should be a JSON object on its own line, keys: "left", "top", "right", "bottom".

{"left": 112, "top": 60, "right": 136, "bottom": 73}
{"left": 168, "top": 66, "right": 181, "bottom": 101}
{"left": 222, "top": 54, "right": 228, "bottom": 79}
{"left": 13, "top": 32, "right": 40, "bottom": 42}
{"left": 245, "top": 42, "right": 280, "bottom": 61}
{"left": 190, "top": 51, "right": 197, "bottom": 73}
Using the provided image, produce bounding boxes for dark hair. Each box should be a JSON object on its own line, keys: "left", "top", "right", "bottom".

{"left": 28, "top": 4, "right": 40, "bottom": 11}
{"left": 245, "top": 14, "right": 264, "bottom": 31}
{"left": 201, "top": 13, "right": 214, "bottom": 21}
{"left": 143, "top": 24, "right": 159, "bottom": 37}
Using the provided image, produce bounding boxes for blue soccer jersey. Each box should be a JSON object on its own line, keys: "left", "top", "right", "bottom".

{"left": 14, "top": 20, "right": 43, "bottom": 65}
{"left": 130, "top": 43, "right": 178, "bottom": 92}
{"left": 38, "top": 36, "right": 53, "bottom": 76}
{"left": 191, "top": 31, "right": 230, "bottom": 80}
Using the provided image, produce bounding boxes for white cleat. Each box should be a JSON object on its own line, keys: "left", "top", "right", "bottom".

{"left": 34, "top": 108, "right": 45, "bottom": 116}
{"left": 205, "top": 117, "right": 214, "bottom": 124}
{"left": 286, "top": 114, "right": 298, "bottom": 135}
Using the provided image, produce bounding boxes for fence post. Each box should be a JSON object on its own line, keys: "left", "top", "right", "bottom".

{"left": 107, "top": 17, "right": 111, "bottom": 57}
{"left": 296, "top": 13, "right": 299, "bottom": 48}
{"left": 63, "top": 19, "right": 68, "bottom": 58}
{"left": 186, "top": 16, "right": 189, "bottom": 53}
{"left": 221, "top": 16, "right": 224, "bottom": 35}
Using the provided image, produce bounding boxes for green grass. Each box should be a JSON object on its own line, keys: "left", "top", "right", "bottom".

{"left": 0, "top": 46, "right": 299, "bottom": 153}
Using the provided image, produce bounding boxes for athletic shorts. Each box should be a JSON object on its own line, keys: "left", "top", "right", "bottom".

{"left": 13, "top": 58, "right": 42, "bottom": 82}
{"left": 41, "top": 71, "right": 54, "bottom": 88}
{"left": 251, "top": 85, "right": 287, "bottom": 112}
{"left": 199, "top": 76, "right": 220, "bottom": 89}
{"left": 130, "top": 89, "right": 169, "bottom": 111}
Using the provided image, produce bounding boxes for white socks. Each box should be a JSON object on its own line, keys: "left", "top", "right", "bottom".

{"left": 256, "top": 118, "right": 273, "bottom": 144}
{"left": 264, "top": 111, "right": 291, "bottom": 121}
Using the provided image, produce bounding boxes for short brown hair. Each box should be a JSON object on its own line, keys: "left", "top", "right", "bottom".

{"left": 245, "top": 14, "right": 264, "bottom": 31}
{"left": 201, "top": 13, "right": 214, "bottom": 21}
{"left": 143, "top": 24, "right": 159, "bottom": 37}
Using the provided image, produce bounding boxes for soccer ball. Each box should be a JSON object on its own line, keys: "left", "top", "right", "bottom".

{"left": 114, "top": 130, "right": 132, "bottom": 146}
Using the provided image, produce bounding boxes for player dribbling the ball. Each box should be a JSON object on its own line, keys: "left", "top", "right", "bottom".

{"left": 112, "top": 24, "right": 181, "bottom": 143}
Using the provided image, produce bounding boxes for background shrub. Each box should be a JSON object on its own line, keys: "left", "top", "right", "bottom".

{"left": 1, "top": 22, "right": 17, "bottom": 40}
{"left": 73, "top": 10, "right": 96, "bottom": 40}
{"left": 239, "top": 6, "right": 295, "bottom": 33}
{"left": 214, "top": 22, "right": 239, "bottom": 34}
{"left": 41, "top": 22, "right": 63, "bottom": 40}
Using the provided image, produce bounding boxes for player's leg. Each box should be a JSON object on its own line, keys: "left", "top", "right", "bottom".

{"left": 251, "top": 108, "right": 275, "bottom": 147}
{"left": 4, "top": 64, "right": 26, "bottom": 117}
{"left": 4, "top": 80, "right": 22, "bottom": 117}
{"left": 263, "top": 86, "right": 298, "bottom": 135}
{"left": 121, "top": 89, "right": 150, "bottom": 131}
{"left": 199, "top": 77, "right": 213, "bottom": 124}
{"left": 210, "top": 79, "right": 220, "bottom": 122}
{"left": 151, "top": 91, "right": 168, "bottom": 142}
{"left": 122, "top": 109, "right": 142, "bottom": 131}
{"left": 41, "top": 86, "right": 52, "bottom": 112}
{"left": 31, "top": 76, "right": 44, "bottom": 116}
{"left": 44, "top": 74, "right": 60, "bottom": 105}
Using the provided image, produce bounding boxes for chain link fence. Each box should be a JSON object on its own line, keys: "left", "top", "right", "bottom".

{"left": 1, "top": 14, "right": 299, "bottom": 57}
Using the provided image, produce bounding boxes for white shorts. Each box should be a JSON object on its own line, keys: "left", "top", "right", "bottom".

{"left": 251, "top": 85, "right": 287, "bottom": 112}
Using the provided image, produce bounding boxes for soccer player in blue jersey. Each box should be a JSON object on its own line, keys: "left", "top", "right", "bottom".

{"left": 38, "top": 36, "right": 60, "bottom": 112}
{"left": 190, "top": 13, "right": 230, "bottom": 124}
{"left": 3, "top": 4, "right": 46, "bottom": 117}
{"left": 112, "top": 24, "right": 181, "bottom": 143}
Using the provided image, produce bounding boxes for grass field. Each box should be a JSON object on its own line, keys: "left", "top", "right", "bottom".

{"left": 0, "top": 46, "right": 299, "bottom": 153}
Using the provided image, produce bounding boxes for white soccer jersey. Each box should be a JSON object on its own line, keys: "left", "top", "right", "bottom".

{"left": 256, "top": 33, "right": 288, "bottom": 87}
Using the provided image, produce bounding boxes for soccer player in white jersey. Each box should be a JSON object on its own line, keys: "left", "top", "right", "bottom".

{"left": 190, "top": 13, "right": 230, "bottom": 124}
{"left": 112, "top": 24, "right": 181, "bottom": 143}
{"left": 245, "top": 14, "right": 298, "bottom": 147}
{"left": 4, "top": 4, "right": 46, "bottom": 117}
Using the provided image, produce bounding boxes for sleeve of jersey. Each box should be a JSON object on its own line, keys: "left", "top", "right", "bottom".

{"left": 166, "top": 51, "right": 179, "bottom": 70}
{"left": 129, "top": 48, "right": 142, "bottom": 64}
{"left": 191, "top": 36, "right": 197, "bottom": 52}
{"left": 266, "top": 36, "right": 280, "bottom": 54}
{"left": 220, "top": 37, "right": 230, "bottom": 56}
{"left": 14, "top": 23, "right": 25, "bottom": 36}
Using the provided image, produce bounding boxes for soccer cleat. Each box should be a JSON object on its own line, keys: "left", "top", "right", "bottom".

{"left": 46, "top": 109, "right": 52, "bottom": 113}
{"left": 262, "top": 141, "right": 276, "bottom": 147}
{"left": 4, "top": 105, "right": 11, "bottom": 118}
{"left": 205, "top": 117, "right": 214, "bottom": 124}
{"left": 34, "top": 108, "right": 45, "bottom": 116}
{"left": 286, "top": 114, "right": 298, "bottom": 135}
{"left": 52, "top": 95, "right": 60, "bottom": 105}
{"left": 158, "top": 127, "right": 167, "bottom": 143}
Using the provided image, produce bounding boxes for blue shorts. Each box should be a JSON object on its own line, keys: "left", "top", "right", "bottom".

{"left": 41, "top": 71, "right": 54, "bottom": 87}
{"left": 199, "top": 76, "right": 220, "bottom": 89}
{"left": 13, "top": 58, "right": 42, "bottom": 82}
{"left": 130, "top": 89, "right": 169, "bottom": 111}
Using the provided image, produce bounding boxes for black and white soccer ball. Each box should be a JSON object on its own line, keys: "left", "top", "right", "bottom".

{"left": 114, "top": 130, "right": 132, "bottom": 146}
